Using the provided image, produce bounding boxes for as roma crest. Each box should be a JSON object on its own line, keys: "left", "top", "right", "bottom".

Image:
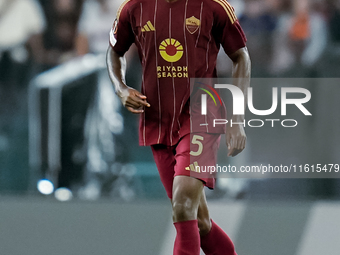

{"left": 186, "top": 16, "right": 200, "bottom": 34}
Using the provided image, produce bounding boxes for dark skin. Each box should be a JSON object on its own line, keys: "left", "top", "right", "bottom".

{"left": 107, "top": 45, "right": 250, "bottom": 235}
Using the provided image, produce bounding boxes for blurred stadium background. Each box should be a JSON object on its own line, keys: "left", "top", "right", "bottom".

{"left": 0, "top": 0, "right": 340, "bottom": 254}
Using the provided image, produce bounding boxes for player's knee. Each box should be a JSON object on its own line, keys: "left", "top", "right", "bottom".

{"left": 172, "top": 198, "right": 197, "bottom": 222}
{"left": 197, "top": 217, "right": 211, "bottom": 236}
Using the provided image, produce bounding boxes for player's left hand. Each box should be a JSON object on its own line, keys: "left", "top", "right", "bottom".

{"left": 226, "top": 124, "right": 246, "bottom": 157}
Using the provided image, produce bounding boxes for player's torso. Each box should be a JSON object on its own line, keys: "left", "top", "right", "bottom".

{"left": 128, "top": 0, "right": 219, "bottom": 80}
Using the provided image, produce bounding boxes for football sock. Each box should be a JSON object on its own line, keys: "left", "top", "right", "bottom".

{"left": 200, "top": 220, "right": 237, "bottom": 255}
{"left": 174, "top": 220, "right": 200, "bottom": 255}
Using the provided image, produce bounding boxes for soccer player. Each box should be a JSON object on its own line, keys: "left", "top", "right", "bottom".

{"left": 107, "top": 0, "right": 251, "bottom": 254}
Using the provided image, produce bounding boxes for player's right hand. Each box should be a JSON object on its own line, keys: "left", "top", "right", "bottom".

{"left": 117, "top": 87, "right": 150, "bottom": 114}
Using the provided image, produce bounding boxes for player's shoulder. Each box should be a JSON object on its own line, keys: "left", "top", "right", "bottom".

{"left": 203, "top": 0, "right": 234, "bottom": 10}
{"left": 116, "top": 0, "right": 143, "bottom": 20}
{"left": 203, "top": 0, "right": 238, "bottom": 23}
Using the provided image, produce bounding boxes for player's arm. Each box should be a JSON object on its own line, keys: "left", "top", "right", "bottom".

{"left": 107, "top": 2, "right": 150, "bottom": 114}
{"left": 106, "top": 47, "right": 150, "bottom": 114}
{"left": 226, "top": 47, "right": 251, "bottom": 157}
{"left": 213, "top": 1, "right": 251, "bottom": 157}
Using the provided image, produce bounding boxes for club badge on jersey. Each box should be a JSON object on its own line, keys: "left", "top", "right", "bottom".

{"left": 186, "top": 16, "right": 200, "bottom": 34}
{"left": 110, "top": 19, "right": 118, "bottom": 46}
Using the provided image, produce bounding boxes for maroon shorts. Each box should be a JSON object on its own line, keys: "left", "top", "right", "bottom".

{"left": 151, "top": 133, "right": 221, "bottom": 199}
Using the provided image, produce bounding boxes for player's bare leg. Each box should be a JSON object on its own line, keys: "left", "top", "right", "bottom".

{"left": 172, "top": 176, "right": 237, "bottom": 255}
{"left": 172, "top": 175, "right": 204, "bottom": 222}
{"left": 197, "top": 189, "right": 212, "bottom": 236}
{"left": 172, "top": 175, "right": 203, "bottom": 255}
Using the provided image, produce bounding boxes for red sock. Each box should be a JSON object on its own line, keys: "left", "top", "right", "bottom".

{"left": 200, "top": 220, "right": 237, "bottom": 255}
{"left": 174, "top": 220, "right": 200, "bottom": 255}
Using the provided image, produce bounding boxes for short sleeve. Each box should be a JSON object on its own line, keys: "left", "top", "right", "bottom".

{"left": 109, "top": 2, "right": 135, "bottom": 56}
{"left": 213, "top": 1, "right": 247, "bottom": 55}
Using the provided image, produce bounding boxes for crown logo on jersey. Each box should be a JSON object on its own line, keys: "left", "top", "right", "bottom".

{"left": 141, "top": 21, "right": 156, "bottom": 32}
{"left": 186, "top": 16, "right": 200, "bottom": 34}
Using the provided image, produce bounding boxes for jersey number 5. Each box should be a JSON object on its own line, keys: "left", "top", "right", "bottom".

{"left": 190, "top": 135, "right": 204, "bottom": 156}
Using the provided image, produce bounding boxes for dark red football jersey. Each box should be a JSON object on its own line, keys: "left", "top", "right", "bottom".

{"left": 110, "top": 0, "right": 246, "bottom": 146}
